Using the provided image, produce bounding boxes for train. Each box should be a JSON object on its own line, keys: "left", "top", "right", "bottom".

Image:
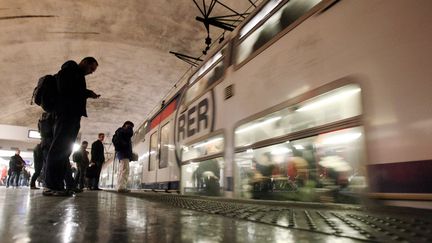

{"left": 100, "top": 0, "right": 432, "bottom": 208}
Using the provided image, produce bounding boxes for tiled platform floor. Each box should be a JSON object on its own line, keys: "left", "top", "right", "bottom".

{"left": 0, "top": 188, "right": 365, "bottom": 243}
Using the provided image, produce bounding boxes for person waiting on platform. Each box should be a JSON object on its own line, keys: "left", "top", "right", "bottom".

{"left": 73, "top": 141, "right": 90, "bottom": 190}
{"left": 90, "top": 133, "right": 105, "bottom": 190}
{"left": 112, "top": 121, "right": 134, "bottom": 193}
{"left": 8, "top": 149, "right": 25, "bottom": 188}
{"left": 43, "top": 57, "right": 100, "bottom": 196}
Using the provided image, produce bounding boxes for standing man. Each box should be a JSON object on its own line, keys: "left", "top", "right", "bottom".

{"left": 43, "top": 57, "right": 100, "bottom": 196}
{"left": 73, "top": 141, "right": 90, "bottom": 190}
{"left": 113, "top": 121, "right": 134, "bottom": 193}
{"left": 90, "top": 133, "right": 105, "bottom": 190}
{"left": 9, "top": 149, "right": 25, "bottom": 188}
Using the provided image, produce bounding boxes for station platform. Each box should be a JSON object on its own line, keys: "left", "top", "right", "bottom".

{"left": 0, "top": 188, "right": 431, "bottom": 243}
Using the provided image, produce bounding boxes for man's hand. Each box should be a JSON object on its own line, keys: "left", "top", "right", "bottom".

{"left": 88, "top": 90, "right": 101, "bottom": 99}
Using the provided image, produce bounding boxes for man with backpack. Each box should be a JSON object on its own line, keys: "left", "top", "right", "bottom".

{"left": 8, "top": 149, "right": 25, "bottom": 188}
{"left": 113, "top": 121, "right": 134, "bottom": 193}
{"left": 43, "top": 57, "right": 100, "bottom": 196}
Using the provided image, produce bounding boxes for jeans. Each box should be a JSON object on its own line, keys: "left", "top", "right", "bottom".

{"left": 44, "top": 114, "right": 81, "bottom": 190}
{"left": 116, "top": 158, "right": 129, "bottom": 190}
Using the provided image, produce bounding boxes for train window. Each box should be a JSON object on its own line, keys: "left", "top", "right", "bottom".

{"left": 236, "top": 0, "right": 321, "bottom": 65}
{"left": 181, "top": 157, "right": 224, "bottom": 196}
{"left": 181, "top": 134, "right": 224, "bottom": 162}
{"left": 134, "top": 121, "right": 148, "bottom": 143}
{"left": 239, "top": 0, "right": 283, "bottom": 39}
{"left": 189, "top": 49, "right": 224, "bottom": 85}
{"left": 181, "top": 46, "right": 227, "bottom": 108}
{"left": 159, "top": 123, "right": 171, "bottom": 169}
{"left": 148, "top": 131, "right": 158, "bottom": 171}
{"left": 235, "top": 84, "right": 362, "bottom": 147}
{"left": 234, "top": 127, "right": 366, "bottom": 203}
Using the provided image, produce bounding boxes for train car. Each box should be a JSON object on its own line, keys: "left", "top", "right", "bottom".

{"left": 101, "top": 0, "right": 432, "bottom": 208}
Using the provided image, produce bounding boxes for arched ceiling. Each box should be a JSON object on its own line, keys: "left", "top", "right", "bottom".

{"left": 0, "top": 0, "right": 261, "bottom": 142}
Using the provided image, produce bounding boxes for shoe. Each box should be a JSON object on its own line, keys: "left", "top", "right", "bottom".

{"left": 73, "top": 188, "right": 83, "bottom": 193}
{"left": 42, "top": 188, "right": 72, "bottom": 197}
{"left": 66, "top": 188, "right": 83, "bottom": 194}
{"left": 30, "top": 186, "right": 40, "bottom": 190}
{"left": 117, "top": 189, "right": 130, "bottom": 193}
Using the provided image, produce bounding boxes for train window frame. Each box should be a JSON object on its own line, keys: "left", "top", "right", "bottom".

{"left": 180, "top": 42, "right": 230, "bottom": 110}
{"left": 233, "top": 0, "right": 337, "bottom": 70}
{"left": 238, "top": 0, "right": 284, "bottom": 41}
{"left": 133, "top": 121, "right": 148, "bottom": 144}
{"left": 232, "top": 78, "right": 363, "bottom": 152}
{"left": 148, "top": 131, "right": 158, "bottom": 171}
{"left": 180, "top": 130, "right": 225, "bottom": 165}
{"left": 159, "top": 121, "right": 171, "bottom": 169}
{"left": 181, "top": 156, "right": 225, "bottom": 196}
{"left": 233, "top": 126, "right": 366, "bottom": 202}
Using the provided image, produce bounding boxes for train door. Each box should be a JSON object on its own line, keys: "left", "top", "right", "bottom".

{"left": 154, "top": 121, "right": 171, "bottom": 188}
{"left": 144, "top": 129, "right": 158, "bottom": 187}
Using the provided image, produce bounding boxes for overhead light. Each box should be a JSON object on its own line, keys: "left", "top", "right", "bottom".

{"left": 28, "top": 130, "right": 41, "bottom": 139}
{"left": 235, "top": 116, "right": 281, "bottom": 134}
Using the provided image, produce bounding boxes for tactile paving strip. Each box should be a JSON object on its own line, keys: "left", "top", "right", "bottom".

{"left": 128, "top": 193, "right": 432, "bottom": 242}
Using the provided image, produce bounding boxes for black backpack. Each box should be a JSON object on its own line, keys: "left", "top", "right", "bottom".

{"left": 31, "top": 75, "right": 57, "bottom": 112}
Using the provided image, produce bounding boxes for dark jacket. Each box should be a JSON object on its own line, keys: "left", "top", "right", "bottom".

{"left": 114, "top": 127, "right": 133, "bottom": 160}
{"left": 91, "top": 140, "right": 105, "bottom": 166}
{"left": 72, "top": 149, "right": 90, "bottom": 167}
{"left": 56, "top": 60, "right": 95, "bottom": 117}
{"left": 10, "top": 154, "right": 25, "bottom": 172}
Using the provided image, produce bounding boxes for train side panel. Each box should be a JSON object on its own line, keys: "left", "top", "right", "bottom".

{"left": 225, "top": 0, "right": 432, "bottom": 164}
{"left": 210, "top": 0, "right": 432, "bottom": 201}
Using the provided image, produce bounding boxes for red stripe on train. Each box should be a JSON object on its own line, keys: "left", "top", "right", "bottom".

{"left": 150, "top": 99, "right": 177, "bottom": 130}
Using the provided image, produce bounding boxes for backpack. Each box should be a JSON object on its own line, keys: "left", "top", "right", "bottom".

{"left": 31, "top": 74, "right": 57, "bottom": 112}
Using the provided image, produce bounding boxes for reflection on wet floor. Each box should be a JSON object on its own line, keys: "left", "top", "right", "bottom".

{"left": 0, "top": 188, "right": 363, "bottom": 243}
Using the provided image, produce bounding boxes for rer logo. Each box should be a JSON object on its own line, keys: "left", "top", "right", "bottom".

{"left": 175, "top": 91, "right": 214, "bottom": 145}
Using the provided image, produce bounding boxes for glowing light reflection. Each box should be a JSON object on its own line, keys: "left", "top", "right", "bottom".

{"left": 297, "top": 88, "right": 361, "bottom": 112}
{"left": 236, "top": 117, "right": 281, "bottom": 134}
{"left": 321, "top": 132, "right": 362, "bottom": 145}
{"left": 192, "top": 137, "right": 223, "bottom": 149}
{"left": 240, "top": 0, "right": 283, "bottom": 38}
